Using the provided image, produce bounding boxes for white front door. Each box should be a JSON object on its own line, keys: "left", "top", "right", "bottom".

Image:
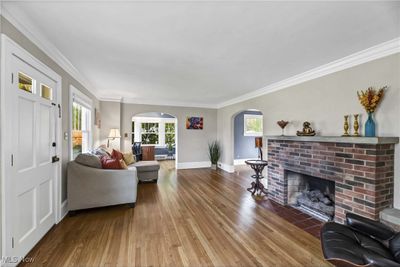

{"left": 4, "top": 54, "right": 57, "bottom": 260}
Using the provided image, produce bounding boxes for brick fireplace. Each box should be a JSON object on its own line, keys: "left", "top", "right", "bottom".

{"left": 267, "top": 136, "right": 399, "bottom": 223}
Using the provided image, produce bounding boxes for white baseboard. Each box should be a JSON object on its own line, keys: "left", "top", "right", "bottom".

{"left": 60, "top": 200, "right": 68, "bottom": 221}
{"left": 234, "top": 158, "right": 255, "bottom": 166}
{"left": 177, "top": 161, "right": 211, "bottom": 169}
{"left": 218, "top": 162, "right": 235, "bottom": 173}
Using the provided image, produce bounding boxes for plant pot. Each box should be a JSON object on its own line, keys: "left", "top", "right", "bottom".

{"left": 365, "top": 112, "right": 376, "bottom": 137}
{"left": 211, "top": 164, "right": 217, "bottom": 170}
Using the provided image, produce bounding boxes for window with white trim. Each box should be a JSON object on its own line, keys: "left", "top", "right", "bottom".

{"left": 244, "top": 114, "right": 263, "bottom": 136}
{"left": 70, "top": 86, "right": 93, "bottom": 159}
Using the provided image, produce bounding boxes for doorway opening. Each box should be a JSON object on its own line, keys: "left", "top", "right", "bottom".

{"left": 131, "top": 112, "right": 177, "bottom": 171}
{"left": 232, "top": 110, "right": 263, "bottom": 174}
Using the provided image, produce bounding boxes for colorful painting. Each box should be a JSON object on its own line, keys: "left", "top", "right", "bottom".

{"left": 186, "top": 117, "right": 203, "bottom": 130}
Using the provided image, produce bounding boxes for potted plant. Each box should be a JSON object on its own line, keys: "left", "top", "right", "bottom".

{"left": 208, "top": 141, "right": 221, "bottom": 170}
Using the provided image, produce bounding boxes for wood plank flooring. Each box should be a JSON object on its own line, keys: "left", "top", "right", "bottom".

{"left": 21, "top": 161, "right": 330, "bottom": 267}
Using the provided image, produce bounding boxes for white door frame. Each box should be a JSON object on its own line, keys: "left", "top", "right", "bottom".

{"left": 0, "top": 34, "right": 63, "bottom": 259}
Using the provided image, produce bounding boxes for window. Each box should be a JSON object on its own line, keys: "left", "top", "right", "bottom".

{"left": 141, "top": 122, "right": 159, "bottom": 145}
{"left": 70, "top": 86, "right": 92, "bottom": 160}
{"left": 18, "top": 72, "right": 34, "bottom": 93}
{"left": 165, "top": 123, "right": 175, "bottom": 148}
{"left": 244, "top": 114, "right": 263, "bottom": 136}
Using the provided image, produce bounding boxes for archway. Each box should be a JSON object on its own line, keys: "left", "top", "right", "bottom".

{"left": 232, "top": 109, "right": 263, "bottom": 169}
{"left": 131, "top": 112, "right": 178, "bottom": 170}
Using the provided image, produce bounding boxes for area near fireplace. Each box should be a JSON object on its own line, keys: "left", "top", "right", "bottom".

{"left": 266, "top": 136, "right": 399, "bottom": 223}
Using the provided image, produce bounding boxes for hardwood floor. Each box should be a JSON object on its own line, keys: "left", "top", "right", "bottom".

{"left": 22, "top": 161, "right": 330, "bottom": 267}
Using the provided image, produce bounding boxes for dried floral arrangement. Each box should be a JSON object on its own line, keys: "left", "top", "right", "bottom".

{"left": 357, "top": 86, "right": 386, "bottom": 113}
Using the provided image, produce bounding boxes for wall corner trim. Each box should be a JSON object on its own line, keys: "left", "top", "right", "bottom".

{"left": 218, "top": 163, "right": 235, "bottom": 173}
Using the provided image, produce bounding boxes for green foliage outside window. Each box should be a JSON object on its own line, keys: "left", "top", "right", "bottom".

{"left": 165, "top": 123, "right": 175, "bottom": 150}
{"left": 141, "top": 123, "right": 159, "bottom": 144}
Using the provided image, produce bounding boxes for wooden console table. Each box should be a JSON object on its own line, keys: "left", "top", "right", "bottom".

{"left": 142, "top": 146, "right": 155, "bottom": 161}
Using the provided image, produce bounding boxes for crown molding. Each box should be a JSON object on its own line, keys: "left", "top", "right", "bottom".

{"left": 120, "top": 97, "right": 218, "bottom": 109}
{"left": 1, "top": 8, "right": 99, "bottom": 99}
{"left": 99, "top": 96, "right": 123, "bottom": 103}
{"left": 217, "top": 37, "right": 400, "bottom": 108}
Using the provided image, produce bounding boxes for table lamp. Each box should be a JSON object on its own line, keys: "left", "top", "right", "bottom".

{"left": 255, "top": 137, "right": 263, "bottom": 160}
{"left": 107, "top": 128, "right": 121, "bottom": 147}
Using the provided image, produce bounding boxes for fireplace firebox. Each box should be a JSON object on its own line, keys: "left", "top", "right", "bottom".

{"left": 286, "top": 170, "right": 335, "bottom": 221}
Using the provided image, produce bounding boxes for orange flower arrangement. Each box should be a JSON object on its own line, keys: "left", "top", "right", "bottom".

{"left": 357, "top": 86, "right": 386, "bottom": 113}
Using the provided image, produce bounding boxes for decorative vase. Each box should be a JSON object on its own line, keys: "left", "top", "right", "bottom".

{"left": 211, "top": 164, "right": 217, "bottom": 170}
{"left": 365, "top": 113, "right": 376, "bottom": 137}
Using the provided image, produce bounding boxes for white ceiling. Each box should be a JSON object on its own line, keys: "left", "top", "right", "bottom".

{"left": 2, "top": 1, "right": 400, "bottom": 107}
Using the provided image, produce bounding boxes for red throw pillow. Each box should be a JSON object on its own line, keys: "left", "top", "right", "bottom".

{"left": 100, "top": 156, "right": 122, "bottom": 169}
{"left": 111, "top": 149, "right": 124, "bottom": 161}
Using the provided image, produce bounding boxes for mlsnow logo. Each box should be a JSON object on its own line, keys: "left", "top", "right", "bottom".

{"left": 1, "top": 256, "right": 35, "bottom": 264}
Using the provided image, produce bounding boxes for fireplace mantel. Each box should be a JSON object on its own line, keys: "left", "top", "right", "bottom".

{"left": 265, "top": 136, "right": 399, "bottom": 145}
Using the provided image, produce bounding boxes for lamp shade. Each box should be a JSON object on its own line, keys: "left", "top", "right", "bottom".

{"left": 255, "top": 137, "right": 263, "bottom": 148}
{"left": 108, "top": 128, "right": 121, "bottom": 139}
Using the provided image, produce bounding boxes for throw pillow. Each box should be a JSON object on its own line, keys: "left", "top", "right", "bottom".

{"left": 75, "top": 153, "right": 102, "bottom": 169}
{"left": 119, "top": 159, "right": 128, "bottom": 169}
{"left": 100, "top": 156, "right": 123, "bottom": 169}
{"left": 122, "top": 151, "right": 136, "bottom": 165}
{"left": 111, "top": 149, "right": 124, "bottom": 161}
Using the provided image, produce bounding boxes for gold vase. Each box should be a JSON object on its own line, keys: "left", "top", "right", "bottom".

{"left": 342, "top": 115, "right": 350, "bottom": 137}
{"left": 353, "top": 114, "right": 360, "bottom": 136}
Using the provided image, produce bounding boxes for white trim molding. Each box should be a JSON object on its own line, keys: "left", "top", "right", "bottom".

{"left": 121, "top": 97, "right": 217, "bottom": 109}
{"left": 177, "top": 161, "right": 211, "bottom": 170}
{"left": 60, "top": 200, "right": 69, "bottom": 221}
{"left": 218, "top": 37, "right": 400, "bottom": 108}
{"left": 1, "top": 7, "right": 99, "bottom": 99}
{"left": 218, "top": 162, "right": 235, "bottom": 173}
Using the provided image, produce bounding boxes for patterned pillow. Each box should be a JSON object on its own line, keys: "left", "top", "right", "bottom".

{"left": 122, "top": 152, "right": 136, "bottom": 165}
{"left": 100, "top": 156, "right": 123, "bottom": 169}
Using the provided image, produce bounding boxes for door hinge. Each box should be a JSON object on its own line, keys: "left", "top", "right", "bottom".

{"left": 11, "top": 73, "right": 14, "bottom": 84}
{"left": 11, "top": 154, "right": 14, "bottom": 166}
{"left": 58, "top": 104, "right": 61, "bottom": 118}
{"left": 12, "top": 237, "right": 14, "bottom": 248}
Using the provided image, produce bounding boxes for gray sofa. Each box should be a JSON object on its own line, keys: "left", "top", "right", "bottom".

{"left": 67, "top": 161, "right": 139, "bottom": 211}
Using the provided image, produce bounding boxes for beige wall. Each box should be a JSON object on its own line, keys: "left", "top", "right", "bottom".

{"left": 217, "top": 53, "right": 400, "bottom": 207}
{"left": 99, "top": 101, "right": 122, "bottom": 149}
{"left": 1, "top": 16, "right": 101, "bottom": 201}
{"left": 106, "top": 102, "right": 218, "bottom": 164}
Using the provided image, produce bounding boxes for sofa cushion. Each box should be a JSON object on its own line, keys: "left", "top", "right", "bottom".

{"left": 119, "top": 159, "right": 128, "bottom": 169}
{"left": 123, "top": 151, "right": 136, "bottom": 165}
{"left": 100, "top": 156, "right": 123, "bottom": 169}
{"left": 111, "top": 149, "right": 124, "bottom": 161}
{"left": 132, "top": 161, "right": 160, "bottom": 172}
{"left": 75, "top": 153, "right": 102, "bottom": 169}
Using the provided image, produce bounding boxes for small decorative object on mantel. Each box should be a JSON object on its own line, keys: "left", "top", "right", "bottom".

{"left": 342, "top": 115, "right": 350, "bottom": 137}
{"left": 353, "top": 114, "right": 360, "bottom": 137}
{"left": 296, "top": 121, "right": 316, "bottom": 136}
{"left": 277, "top": 120, "right": 289, "bottom": 136}
{"left": 357, "top": 86, "right": 386, "bottom": 137}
